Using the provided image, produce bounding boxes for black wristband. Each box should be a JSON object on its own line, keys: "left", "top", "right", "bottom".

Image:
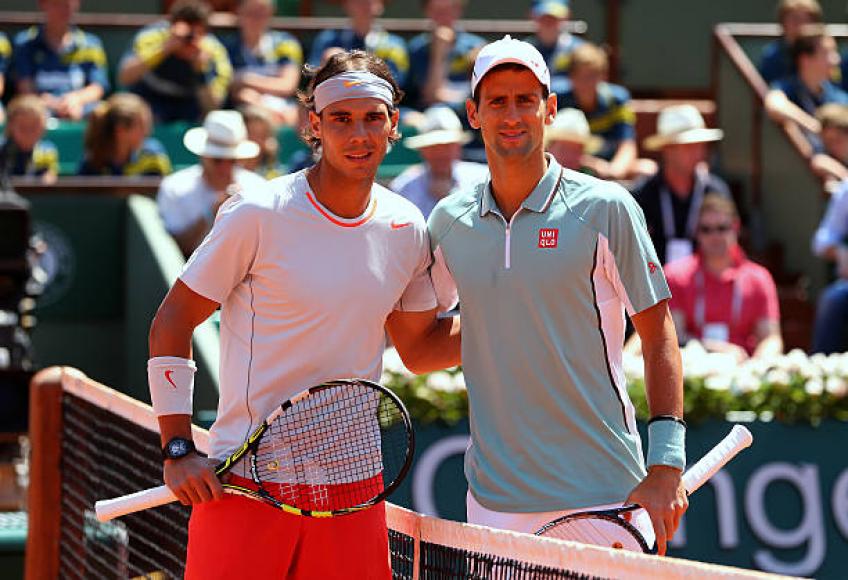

{"left": 647, "top": 414, "right": 687, "bottom": 428}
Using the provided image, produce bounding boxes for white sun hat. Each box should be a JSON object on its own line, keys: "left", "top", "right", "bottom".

{"left": 184, "top": 110, "right": 261, "bottom": 160}
{"left": 471, "top": 35, "right": 551, "bottom": 98}
{"left": 545, "top": 108, "right": 603, "bottom": 153}
{"left": 643, "top": 104, "right": 724, "bottom": 151}
{"left": 404, "top": 106, "right": 473, "bottom": 149}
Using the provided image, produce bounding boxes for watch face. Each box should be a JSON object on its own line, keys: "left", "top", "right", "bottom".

{"left": 168, "top": 439, "right": 189, "bottom": 457}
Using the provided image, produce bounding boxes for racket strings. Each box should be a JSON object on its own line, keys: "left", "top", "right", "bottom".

{"left": 540, "top": 515, "right": 646, "bottom": 552}
{"left": 250, "top": 383, "right": 408, "bottom": 512}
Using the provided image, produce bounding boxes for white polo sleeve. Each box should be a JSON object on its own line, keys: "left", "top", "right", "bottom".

{"left": 179, "top": 192, "right": 265, "bottom": 303}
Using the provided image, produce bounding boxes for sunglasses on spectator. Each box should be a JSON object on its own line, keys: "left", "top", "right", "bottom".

{"left": 697, "top": 223, "right": 733, "bottom": 235}
{"left": 207, "top": 157, "right": 236, "bottom": 165}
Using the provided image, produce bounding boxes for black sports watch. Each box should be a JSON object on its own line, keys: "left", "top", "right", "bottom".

{"left": 162, "top": 437, "right": 197, "bottom": 461}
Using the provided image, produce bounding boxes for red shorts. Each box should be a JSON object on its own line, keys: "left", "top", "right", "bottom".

{"left": 184, "top": 475, "right": 392, "bottom": 580}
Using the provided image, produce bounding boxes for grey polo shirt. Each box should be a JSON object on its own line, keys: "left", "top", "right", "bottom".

{"left": 429, "top": 155, "right": 670, "bottom": 512}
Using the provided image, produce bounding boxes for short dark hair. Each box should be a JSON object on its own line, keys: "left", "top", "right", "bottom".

{"left": 816, "top": 103, "right": 848, "bottom": 132}
{"left": 472, "top": 62, "right": 550, "bottom": 105}
{"left": 169, "top": 0, "right": 212, "bottom": 25}
{"left": 297, "top": 50, "right": 403, "bottom": 151}
{"left": 791, "top": 24, "right": 828, "bottom": 64}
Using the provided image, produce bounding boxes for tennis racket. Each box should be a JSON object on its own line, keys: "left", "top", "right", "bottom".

{"left": 95, "top": 378, "right": 414, "bottom": 522}
{"left": 535, "top": 424, "right": 753, "bottom": 552}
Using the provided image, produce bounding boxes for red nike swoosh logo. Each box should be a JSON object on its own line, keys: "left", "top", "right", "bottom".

{"left": 391, "top": 222, "right": 413, "bottom": 230}
{"left": 165, "top": 370, "right": 177, "bottom": 389}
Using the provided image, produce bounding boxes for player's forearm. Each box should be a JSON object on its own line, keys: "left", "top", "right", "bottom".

{"left": 412, "top": 316, "right": 461, "bottom": 373}
{"left": 158, "top": 414, "right": 194, "bottom": 446}
{"left": 73, "top": 83, "right": 105, "bottom": 106}
{"left": 640, "top": 310, "right": 684, "bottom": 418}
{"left": 119, "top": 56, "right": 152, "bottom": 87}
{"left": 607, "top": 140, "right": 637, "bottom": 180}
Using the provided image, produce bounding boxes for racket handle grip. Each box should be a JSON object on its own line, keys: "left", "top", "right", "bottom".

{"left": 95, "top": 485, "right": 178, "bottom": 522}
{"left": 682, "top": 424, "right": 753, "bottom": 494}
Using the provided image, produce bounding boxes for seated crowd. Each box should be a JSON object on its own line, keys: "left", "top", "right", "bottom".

{"left": 0, "top": 0, "right": 846, "bottom": 355}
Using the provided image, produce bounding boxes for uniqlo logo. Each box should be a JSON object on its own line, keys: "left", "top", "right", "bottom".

{"left": 538, "top": 228, "right": 559, "bottom": 248}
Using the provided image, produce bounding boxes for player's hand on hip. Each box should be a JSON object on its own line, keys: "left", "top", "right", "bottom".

{"left": 163, "top": 455, "right": 223, "bottom": 505}
{"left": 625, "top": 465, "right": 688, "bottom": 556}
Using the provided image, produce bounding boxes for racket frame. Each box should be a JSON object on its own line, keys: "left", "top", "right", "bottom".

{"left": 94, "top": 378, "right": 414, "bottom": 521}
{"left": 217, "top": 378, "right": 415, "bottom": 517}
{"left": 534, "top": 425, "right": 754, "bottom": 552}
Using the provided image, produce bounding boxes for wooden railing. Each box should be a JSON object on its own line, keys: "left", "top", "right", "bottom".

{"left": 0, "top": 11, "right": 587, "bottom": 36}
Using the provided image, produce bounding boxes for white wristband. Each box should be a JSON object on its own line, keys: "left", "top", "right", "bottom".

{"left": 148, "top": 356, "right": 197, "bottom": 416}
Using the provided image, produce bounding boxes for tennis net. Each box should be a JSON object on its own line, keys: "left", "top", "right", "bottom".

{"left": 26, "top": 368, "right": 793, "bottom": 580}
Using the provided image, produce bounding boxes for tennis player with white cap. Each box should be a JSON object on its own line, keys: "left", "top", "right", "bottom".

{"left": 428, "top": 35, "right": 688, "bottom": 555}
{"left": 148, "top": 50, "right": 460, "bottom": 578}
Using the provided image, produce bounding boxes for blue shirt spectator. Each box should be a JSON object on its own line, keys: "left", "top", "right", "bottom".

{"left": 404, "top": 0, "right": 484, "bottom": 112}
{"left": 406, "top": 30, "right": 483, "bottom": 113}
{"left": 79, "top": 138, "right": 171, "bottom": 177}
{"left": 760, "top": 39, "right": 794, "bottom": 85}
{"left": 0, "top": 136, "right": 59, "bottom": 178}
{"left": 118, "top": 1, "right": 232, "bottom": 123}
{"left": 759, "top": 0, "right": 822, "bottom": 84}
{"left": 226, "top": 30, "right": 302, "bottom": 79}
{"left": 226, "top": 0, "right": 302, "bottom": 126}
{"left": 2, "top": 95, "right": 59, "bottom": 181}
{"left": 770, "top": 76, "right": 848, "bottom": 116}
{"left": 525, "top": 0, "right": 584, "bottom": 100}
{"left": 12, "top": 25, "right": 109, "bottom": 119}
{"left": 309, "top": 29, "right": 408, "bottom": 87}
{"left": 558, "top": 79, "right": 635, "bottom": 161}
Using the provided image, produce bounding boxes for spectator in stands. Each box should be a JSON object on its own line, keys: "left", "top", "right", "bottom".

{"left": 78, "top": 93, "right": 172, "bottom": 177}
{"left": 239, "top": 104, "right": 286, "bottom": 179}
{"left": 0, "top": 32, "right": 10, "bottom": 124}
{"left": 157, "top": 110, "right": 266, "bottom": 256}
{"left": 526, "top": 0, "right": 583, "bottom": 100}
{"left": 226, "top": 0, "right": 303, "bottom": 126}
{"left": 11, "top": 0, "right": 109, "bottom": 120}
{"left": 632, "top": 104, "right": 730, "bottom": 265}
{"left": 119, "top": 0, "right": 232, "bottom": 123}
{"left": 544, "top": 108, "right": 602, "bottom": 174}
{"left": 308, "top": 0, "right": 409, "bottom": 87}
{"left": 811, "top": 168, "right": 848, "bottom": 353}
{"left": 0, "top": 95, "right": 58, "bottom": 183}
{"left": 389, "top": 106, "right": 487, "bottom": 218}
{"left": 556, "top": 43, "right": 652, "bottom": 180}
{"left": 765, "top": 26, "right": 848, "bottom": 151}
{"left": 810, "top": 103, "right": 848, "bottom": 187}
{"left": 662, "top": 194, "right": 782, "bottom": 361}
{"left": 759, "top": 0, "right": 822, "bottom": 84}
{"left": 404, "top": 0, "right": 485, "bottom": 114}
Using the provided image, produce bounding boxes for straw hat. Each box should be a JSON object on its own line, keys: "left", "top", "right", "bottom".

{"left": 642, "top": 104, "right": 724, "bottom": 151}
{"left": 404, "top": 106, "right": 473, "bottom": 149}
{"left": 545, "top": 108, "right": 603, "bottom": 153}
{"left": 184, "top": 110, "right": 261, "bottom": 159}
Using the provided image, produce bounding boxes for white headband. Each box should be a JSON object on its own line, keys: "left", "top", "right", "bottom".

{"left": 313, "top": 71, "right": 395, "bottom": 114}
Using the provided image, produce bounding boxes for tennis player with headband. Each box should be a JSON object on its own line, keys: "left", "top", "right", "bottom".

{"left": 147, "top": 50, "right": 460, "bottom": 579}
{"left": 428, "top": 36, "right": 688, "bottom": 555}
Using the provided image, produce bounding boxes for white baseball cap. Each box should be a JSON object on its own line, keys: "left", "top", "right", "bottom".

{"left": 471, "top": 35, "right": 551, "bottom": 98}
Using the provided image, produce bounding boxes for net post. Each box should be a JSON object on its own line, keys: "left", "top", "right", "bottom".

{"left": 25, "top": 367, "right": 74, "bottom": 580}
